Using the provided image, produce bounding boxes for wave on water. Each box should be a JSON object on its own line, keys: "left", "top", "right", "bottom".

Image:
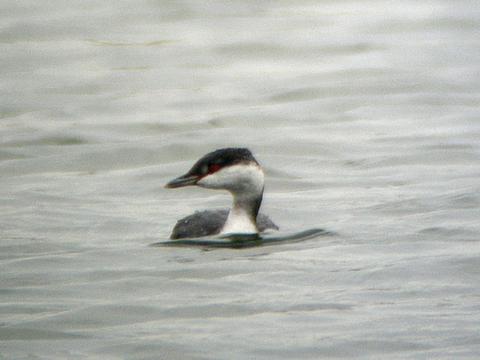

{"left": 152, "top": 228, "right": 334, "bottom": 249}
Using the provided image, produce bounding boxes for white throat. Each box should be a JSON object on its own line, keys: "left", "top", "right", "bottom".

{"left": 221, "top": 192, "right": 261, "bottom": 235}
{"left": 197, "top": 163, "right": 264, "bottom": 236}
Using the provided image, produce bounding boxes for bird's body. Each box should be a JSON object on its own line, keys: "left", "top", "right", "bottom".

{"left": 170, "top": 209, "right": 278, "bottom": 239}
{"left": 165, "top": 148, "right": 278, "bottom": 239}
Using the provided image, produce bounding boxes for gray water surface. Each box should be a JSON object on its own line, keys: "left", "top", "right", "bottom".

{"left": 1, "top": 1, "right": 480, "bottom": 359}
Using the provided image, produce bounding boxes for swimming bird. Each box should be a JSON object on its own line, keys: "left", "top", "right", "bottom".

{"left": 165, "top": 148, "right": 278, "bottom": 239}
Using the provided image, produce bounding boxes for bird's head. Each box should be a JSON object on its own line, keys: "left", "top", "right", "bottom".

{"left": 165, "top": 148, "right": 264, "bottom": 195}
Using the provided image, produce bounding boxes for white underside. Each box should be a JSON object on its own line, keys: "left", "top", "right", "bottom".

{"left": 221, "top": 207, "right": 258, "bottom": 235}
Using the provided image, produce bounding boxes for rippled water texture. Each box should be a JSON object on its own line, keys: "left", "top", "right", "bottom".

{"left": 1, "top": 1, "right": 480, "bottom": 359}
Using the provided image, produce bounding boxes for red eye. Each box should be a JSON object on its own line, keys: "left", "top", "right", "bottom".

{"left": 209, "top": 164, "right": 221, "bottom": 173}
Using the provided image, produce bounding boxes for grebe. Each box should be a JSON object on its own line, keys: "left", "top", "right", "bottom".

{"left": 165, "top": 148, "right": 278, "bottom": 239}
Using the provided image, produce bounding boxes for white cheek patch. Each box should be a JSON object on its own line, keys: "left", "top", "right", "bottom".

{"left": 197, "top": 164, "right": 264, "bottom": 193}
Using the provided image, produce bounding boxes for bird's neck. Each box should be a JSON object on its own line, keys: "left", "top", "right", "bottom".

{"left": 221, "top": 189, "right": 264, "bottom": 235}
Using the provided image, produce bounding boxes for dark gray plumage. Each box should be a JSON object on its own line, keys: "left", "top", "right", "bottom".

{"left": 170, "top": 209, "right": 279, "bottom": 239}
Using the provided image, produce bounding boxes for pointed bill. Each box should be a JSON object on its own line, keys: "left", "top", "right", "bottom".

{"left": 165, "top": 174, "right": 199, "bottom": 189}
